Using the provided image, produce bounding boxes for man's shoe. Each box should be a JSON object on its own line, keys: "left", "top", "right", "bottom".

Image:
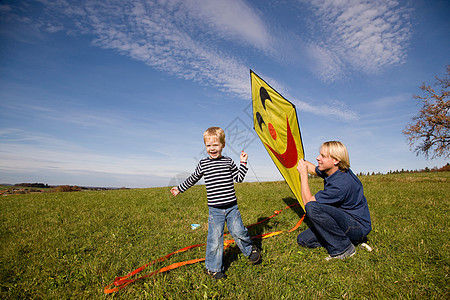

{"left": 205, "top": 269, "right": 227, "bottom": 279}
{"left": 360, "top": 242, "right": 373, "bottom": 252}
{"left": 248, "top": 245, "right": 261, "bottom": 264}
{"left": 325, "top": 243, "right": 356, "bottom": 261}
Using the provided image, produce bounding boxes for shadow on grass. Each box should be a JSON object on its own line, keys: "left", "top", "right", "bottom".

{"left": 282, "top": 197, "right": 305, "bottom": 218}
{"left": 222, "top": 197, "right": 306, "bottom": 272}
{"left": 282, "top": 196, "right": 313, "bottom": 229}
{"left": 222, "top": 217, "right": 265, "bottom": 271}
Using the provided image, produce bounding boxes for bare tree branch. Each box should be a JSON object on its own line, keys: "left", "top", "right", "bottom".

{"left": 403, "top": 65, "right": 450, "bottom": 159}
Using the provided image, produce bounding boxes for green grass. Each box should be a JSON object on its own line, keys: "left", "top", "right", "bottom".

{"left": 1, "top": 172, "right": 449, "bottom": 299}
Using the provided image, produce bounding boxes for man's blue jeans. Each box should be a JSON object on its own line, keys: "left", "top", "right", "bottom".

{"left": 297, "top": 201, "right": 363, "bottom": 256}
{"left": 205, "top": 205, "right": 253, "bottom": 272}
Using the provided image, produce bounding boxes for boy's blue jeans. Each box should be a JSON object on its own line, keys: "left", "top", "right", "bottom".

{"left": 297, "top": 201, "right": 364, "bottom": 256}
{"left": 205, "top": 205, "right": 253, "bottom": 272}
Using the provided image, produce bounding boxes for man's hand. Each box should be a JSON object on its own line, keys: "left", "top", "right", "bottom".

{"left": 297, "top": 159, "right": 316, "bottom": 205}
{"left": 297, "top": 159, "right": 308, "bottom": 177}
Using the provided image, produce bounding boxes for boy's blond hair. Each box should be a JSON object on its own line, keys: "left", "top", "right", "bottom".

{"left": 203, "top": 127, "right": 226, "bottom": 146}
{"left": 321, "top": 141, "right": 350, "bottom": 171}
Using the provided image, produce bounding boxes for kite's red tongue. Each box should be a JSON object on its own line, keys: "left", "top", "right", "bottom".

{"left": 265, "top": 117, "right": 298, "bottom": 169}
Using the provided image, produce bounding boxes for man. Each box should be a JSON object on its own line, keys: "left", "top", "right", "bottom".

{"left": 296, "top": 141, "right": 371, "bottom": 260}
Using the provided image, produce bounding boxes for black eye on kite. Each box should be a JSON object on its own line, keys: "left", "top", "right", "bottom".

{"left": 260, "top": 87, "right": 272, "bottom": 110}
{"left": 256, "top": 112, "right": 265, "bottom": 131}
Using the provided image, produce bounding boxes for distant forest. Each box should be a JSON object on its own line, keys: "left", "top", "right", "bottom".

{"left": 14, "top": 183, "right": 51, "bottom": 188}
{"left": 356, "top": 163, "right": 450, "bottom": 176}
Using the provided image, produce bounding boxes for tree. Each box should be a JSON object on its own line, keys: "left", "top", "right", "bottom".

{"left": 403, "top": 65, "right": 450, "bottom": 159}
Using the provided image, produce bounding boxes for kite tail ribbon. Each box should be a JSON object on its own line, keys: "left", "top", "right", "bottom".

{"left": 104, "top": 203, "right": 304, "bottom": 294}
{"left": 104, "top": 243, "right": 206, "bottom": 294}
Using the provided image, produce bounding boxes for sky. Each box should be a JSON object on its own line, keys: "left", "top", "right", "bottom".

{"left": 0, "top": 0, "right": 449, "bottom": 188}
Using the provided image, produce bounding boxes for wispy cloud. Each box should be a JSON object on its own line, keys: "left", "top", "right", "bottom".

{"left": 5, "top": 0, "right": 364, "bottom": 120}
{"left": 182, "top": 0, "right": 272, "bottom": 51}
{"left": 0, "top": 128, "right": 173, "bottom": 177}
{"left": 0, "top": 98, "right": 124, "bottom": 129}
{"left": 367, "top": 93, "right": 410, "bottom": 110}
{"left": 301, "top": 0, "right": 412, "bottom": 81}
{"left": 36, "top": 0, "right": 253, "bottom": 98}
{"left": 254, "top": 73, "right": 360, "bottom": 121}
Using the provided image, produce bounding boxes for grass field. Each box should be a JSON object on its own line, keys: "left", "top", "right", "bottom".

{"left": 1, "top": 172, "right": 449, "bottom": 299}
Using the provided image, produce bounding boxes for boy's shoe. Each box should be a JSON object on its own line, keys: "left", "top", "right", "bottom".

{"left": 248, "top": 245, "right": 261, "bottom": 264}
{"left": 205, "top": 269, "right": 227, "bottom": 279}
{"left": 325, "top": 243, "right": 356, "bottom": 261}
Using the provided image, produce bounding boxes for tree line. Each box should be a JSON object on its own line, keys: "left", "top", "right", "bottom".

{"left": 356, "top": 163, "right": 450, "bottom": 176}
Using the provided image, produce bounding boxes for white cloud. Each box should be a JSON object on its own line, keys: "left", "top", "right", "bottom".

{"left": 367, "top": 93, "right": 410, "bottom": 109}
{"left": 37, "top": 0, "right": 250, "bottom": 97}
{"left": 304, "top": 43, "right": 346, "bottom": 81}
{"left": 0, "top": 4, "right": 12, "bottom": 13}
{"left": 182, "top": 0, "right": 271, "bottom": 51}
{"left": 294, "top": 98, "right": 359, "bottom": 121}
{"left": 301, "top": 0, "right": 412, "bottom": 81}
{"left": 0, "top": 98, "right": 124, "bottom": 129}
{"left": 0, "top": 129, "right": 173, "bottom": 177}
{"left": 5, "top": 0, "right": 361, "bottom": 120}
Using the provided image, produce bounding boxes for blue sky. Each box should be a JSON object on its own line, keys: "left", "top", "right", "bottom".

{"left": 0, "top": 0, "right": 448, "bottom": 188}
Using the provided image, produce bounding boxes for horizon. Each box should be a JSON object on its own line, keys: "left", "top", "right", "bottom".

{"left": 1, "top": 0, "right": 449, "bottom": 188}
{"left": 3, "top": 163, "right": 449, "bottom": 189}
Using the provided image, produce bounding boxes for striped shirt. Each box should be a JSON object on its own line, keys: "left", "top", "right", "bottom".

{"left": 177, "top": 156, "right": 248, "bottom": 208}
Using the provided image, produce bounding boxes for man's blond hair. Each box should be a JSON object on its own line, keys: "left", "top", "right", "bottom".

{"left": 203, "top": 127, "right": 226, "bottom": 146}
{"left": 321, "top": 141, "right": 350, "bottom": 171}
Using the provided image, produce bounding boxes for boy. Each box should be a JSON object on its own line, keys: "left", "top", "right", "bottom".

{"left": 296, "top": 141, "right": 371, "bottom": 260}
{"left": 171, "top": 127, "right": 261, "bottom": 279}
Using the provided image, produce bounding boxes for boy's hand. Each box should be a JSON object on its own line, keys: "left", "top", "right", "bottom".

{"left": 240, "top": 151, "right": 248, "bottom": 162}
{"left": 170, "top": 187, "right": 180, "bottom": 196}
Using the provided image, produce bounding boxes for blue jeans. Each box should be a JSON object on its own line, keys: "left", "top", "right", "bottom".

{"left": 297, "top": 201, "right": 363, "bottom": 256}
{"left": 205, "top": 205, "right": 253, "bottom": 272}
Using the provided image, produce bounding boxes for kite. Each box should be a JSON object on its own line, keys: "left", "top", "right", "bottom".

{"left": 251, "top": 70, "right": 305, "bottom": 209}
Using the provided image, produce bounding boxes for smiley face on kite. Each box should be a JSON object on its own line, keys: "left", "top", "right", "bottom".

{"left": 256, "top": 86, "right": 298, "bottom": 169}
{"left": 251, "top": 70, "right": 304, "bottom": 207}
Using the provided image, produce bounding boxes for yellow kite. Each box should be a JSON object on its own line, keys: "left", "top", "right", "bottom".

{"left": 250, "top": 70, "right": 305, "bottom": 209}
